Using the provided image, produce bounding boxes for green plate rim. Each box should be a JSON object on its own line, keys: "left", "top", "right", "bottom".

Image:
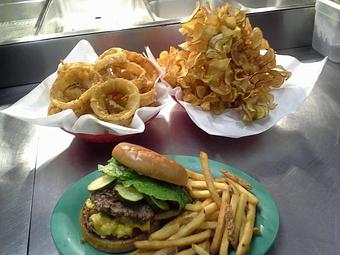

{"left": 50, "top": 155, "right": 279, "bottom": 255}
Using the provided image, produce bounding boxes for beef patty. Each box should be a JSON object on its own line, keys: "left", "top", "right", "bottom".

{"left": 90, "top": 188, "right": 154, "bottom": 221}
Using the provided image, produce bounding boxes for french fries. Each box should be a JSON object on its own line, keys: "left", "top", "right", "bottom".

{"left": 232, "top": 192, "right": 247, "bottom": 248}
{"left": 134, "top": 230, "right": 212, "bottom": 250}
{"left": 227, "top": 178, "right": 259, "bottom": 205}
{"left": 149, "top": 223, "right": 180, "bottom": 240}
{"left": 188, "top": 180, "right": 229, "bottom": 190}
{"left": 221, "top": 169, "right": 252, "bottom": 190}
{"left": 200, "top": 152, "right": 222, "bottom": 206}
{"left": 190, "top": 189, "right": 220, "bottom": 199}
{"left": 198, "top": 221, "right": 217, "bottom": 229}
{"left": 211, "top": 189, "right": 230, "bottom": 254}
{"left": 153, "top": 247, "right": 178, "bottom": 255}
{"left": 186, "top": 168, "right": 205, "bottom": 181}
{"left": 133, "top": 151, "right": 260, "bottom": 255}
{"left": 185, "top": 200, "right": 202, "bottom": 211}
{"left": 236, "top": 203, "right": 256, "bottom": 255}
{"left": 192, "top": 244, "right": 210, "bottom": 255}
{"left": 169, "top": 211, "right": 205, "bottom": 239}
{"left": 220, "top": 206, "right": 231, "bottom": 255}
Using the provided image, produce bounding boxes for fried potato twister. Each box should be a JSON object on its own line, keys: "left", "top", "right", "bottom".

{"left": 157, "top": 3, "right": 291, "bottom": 122}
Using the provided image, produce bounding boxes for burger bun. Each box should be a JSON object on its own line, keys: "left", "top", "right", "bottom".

{"left": 112, "top": 142, "right": 188, "bottom": 186}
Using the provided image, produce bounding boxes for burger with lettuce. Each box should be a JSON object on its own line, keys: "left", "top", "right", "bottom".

{"left": 80, "top": 142, "right": 192, "bottom": 252}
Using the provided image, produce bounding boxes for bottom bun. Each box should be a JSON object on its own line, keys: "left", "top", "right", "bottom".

{"left": 80, "top": 207, "right": 159, "bottom": 253}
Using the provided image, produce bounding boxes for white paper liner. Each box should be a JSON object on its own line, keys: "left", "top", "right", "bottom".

{"left": 1, "top": 40, "right": 171, "bottom": 136}
{"left": 147, "top": 49, "right": 327, "bottom": 138}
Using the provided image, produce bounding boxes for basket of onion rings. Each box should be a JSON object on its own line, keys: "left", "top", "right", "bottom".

{"left": 1, "top": 40, "right": 170, "bottom": 143}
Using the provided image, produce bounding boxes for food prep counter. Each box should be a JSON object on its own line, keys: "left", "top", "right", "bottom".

{"left": 1, "top": 3, "right": 340, "bottom": 255}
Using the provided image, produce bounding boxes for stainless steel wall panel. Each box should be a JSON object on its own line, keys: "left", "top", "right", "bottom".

{"left": 0, "top": 6, "right": 315, "bottom": 88}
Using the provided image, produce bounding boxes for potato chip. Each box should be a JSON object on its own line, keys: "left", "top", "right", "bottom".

{"left": 157, "top": 2, "right": 291, "bottom": 122}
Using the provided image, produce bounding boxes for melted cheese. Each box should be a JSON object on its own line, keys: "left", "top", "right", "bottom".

{"left": 89, "top": 213, "right": 150, "bottom": 238}
{"left": 85, "top": 199, "right": 94, "bottom": 209}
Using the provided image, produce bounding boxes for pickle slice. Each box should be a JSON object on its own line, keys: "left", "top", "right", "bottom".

{"left": 146, "top": 196, "right": 170, "bottom": 211}
{"left": 87, "top": 175, "right": 115, "bottom": 192}
{"left": 114, "top": 184, "right": 144, "bottom": 202}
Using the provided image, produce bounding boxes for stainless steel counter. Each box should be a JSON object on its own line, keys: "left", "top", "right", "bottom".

{"left": 0, "top": 44, "right": 340, "bottom": 255}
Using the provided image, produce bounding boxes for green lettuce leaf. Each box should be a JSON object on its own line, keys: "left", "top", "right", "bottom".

{"left": 98, "top": 158, "right": 192, "bottom": 208}
{"left": 98, "top": 158, "right": 139, "bottom": 180}
{"left": 122, "top": 177, "right": 192, "bottom": 209}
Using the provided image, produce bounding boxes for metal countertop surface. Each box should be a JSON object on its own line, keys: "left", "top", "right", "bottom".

{"left": 0, "top": 46, "right": 340, "bottom": 255}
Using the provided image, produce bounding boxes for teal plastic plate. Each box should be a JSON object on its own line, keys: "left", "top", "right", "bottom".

{"left": 51, "top": 155, "right": 279, "bottom": 255}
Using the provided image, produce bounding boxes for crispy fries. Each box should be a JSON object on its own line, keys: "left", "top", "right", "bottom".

{"left": 211, "top": 189, "right": 231, "bottom": 254}
{"left": 188, "top": 180, "right": 229, "bottom": 190}
{"left": 177, "top": 248, "right": 196, "bottom": 255}
{"left": 192, "top": 244, "right": 210, "bottom": 255}
{"left": 201, "top": 198, "right": 213, "bottom": 208}
{"left": 220, "top": 205, "right": 233, "bottom": 255}
{"left": 133, "top": 151, "right": 260, "bottom": 255}
{"left": 134, "top": 230, "right": 212, "bottom": 250}
{"left": 169, "top": 211, "right": 205, "bottom": 239}
{"left": 149, "top": 223, "right": 180, "bottom": 240}
{"left": 236, "top": 203, "right": 256, "bottom": 255}
{"left": 190, "top": 189, "right": 219, "bottom": 199}
{"left": 198, "top": 221, "right": 217, "bottom": 229}
{"left": 232, "top": 192, "right": 247, "bottom": 248}
{"left": 227, "top": 178, "right": 259, "bottom": 205}
{"left": 230, "top": 191, "right": 240, "bottom": 219}
{"left": 221, "top": 169, "right": 252, "bottom": 190}
{"left": 200, "top": 152, "right": 222, "bottom": 206}
{"left": 185, "top": 201, "right": 202, "bottom": 211}
{"left": 186, "top": 168, "right": 205, "bottom": 181}
{"left": 203, "top": 202, "right": 218, "bottom": 216}
{"left": 153, "top": 247, "right": 178, "bottom": 255}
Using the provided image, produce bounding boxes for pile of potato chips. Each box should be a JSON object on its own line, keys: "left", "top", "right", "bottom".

{"left": 158, "top": 3, "right": 291, "bottom": 122}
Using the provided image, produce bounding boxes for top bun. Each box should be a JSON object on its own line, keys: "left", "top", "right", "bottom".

{"left": 112, "top": 143, "right": 188, "bottom": 186}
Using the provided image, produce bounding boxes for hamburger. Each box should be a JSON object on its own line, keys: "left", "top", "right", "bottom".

{"left": 80, "top": 142, "right": 192, "bottom": 253}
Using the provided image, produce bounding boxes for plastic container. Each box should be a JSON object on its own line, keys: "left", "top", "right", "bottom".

{"left": 312, "top": 0, "right": 340, "bottom": 63}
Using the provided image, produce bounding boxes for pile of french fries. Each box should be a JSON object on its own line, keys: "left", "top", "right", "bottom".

{"left": 133, "top": 152, "right": 259, "bottom": 255}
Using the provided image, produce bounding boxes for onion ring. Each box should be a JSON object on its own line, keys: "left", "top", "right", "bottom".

{"left": 50, "top": 62, "right": 102, "bottom": 116}
{"left": 48, "top": 47, "right": 159, "bottom": 127}
{"left": 90, "top": 78, "right": 140, "bottom": 126}
{"left": 125, "top": 51, "right": 160, "bottom": 106}
{"left": 97, "top": 47, "right": 125, "bottom": 60}
{"left": 47, "top": 103, "right": 62, "bottom": 115}
{"left": 124, "top": 50, "right": 159, "bottom": 87}
{"left": 97, "top": 48, "right": 159, "bottom": 107}
{"left": 95, "top": 52, "right": 147, "bottom": 89}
